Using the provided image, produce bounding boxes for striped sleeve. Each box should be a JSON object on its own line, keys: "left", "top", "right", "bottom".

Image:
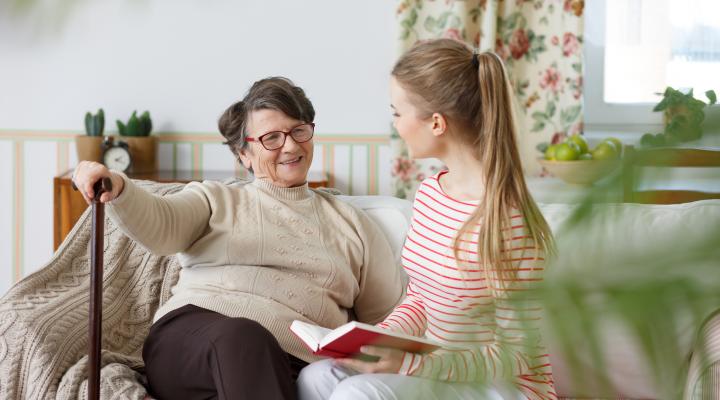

{"left": 377, "top": 281, "right": 428, "bottom": 337}
{"left": 397, "top": 257, "right": 549, "bottom": 385}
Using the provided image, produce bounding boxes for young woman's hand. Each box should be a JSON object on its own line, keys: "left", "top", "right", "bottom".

{"left": 334, "top": 346, "right": 405, "bottom": 373}
{"left": 72, "top": 161, "right": 125, "bottom": 204}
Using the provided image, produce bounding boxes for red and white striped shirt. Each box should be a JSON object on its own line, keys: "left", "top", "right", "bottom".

{"left": 378, "top": 171, "right": 556, "bottom": 400}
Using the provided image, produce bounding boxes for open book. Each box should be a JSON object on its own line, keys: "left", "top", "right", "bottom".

{"left": 290, "top": 320, "right": 441, "bottom": 359}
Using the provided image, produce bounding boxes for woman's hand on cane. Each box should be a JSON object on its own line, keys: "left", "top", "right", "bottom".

{"left": 72, "top": 161, "right": 125, "bottom": 204}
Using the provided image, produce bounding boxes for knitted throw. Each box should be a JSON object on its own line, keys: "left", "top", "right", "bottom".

{"left": 0, "top": 180, "right": 185, "bottom": 400}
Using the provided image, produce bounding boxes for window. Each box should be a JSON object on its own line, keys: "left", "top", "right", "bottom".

{"left": 584, "top": 0, "right": 720, "bottom": 129}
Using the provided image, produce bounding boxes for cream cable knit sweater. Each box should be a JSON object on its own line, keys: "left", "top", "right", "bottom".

{"left": 106, "top": 174, "right": 404, "bottom": 362}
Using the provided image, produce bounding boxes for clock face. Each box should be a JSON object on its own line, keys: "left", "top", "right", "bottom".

{"left": 103, "top": 146, "right": 131, "bottom": 172}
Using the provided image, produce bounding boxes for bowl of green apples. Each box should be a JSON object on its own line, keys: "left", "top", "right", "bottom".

{"left": 538, "top": 134, "right": 623, "bottom": 186}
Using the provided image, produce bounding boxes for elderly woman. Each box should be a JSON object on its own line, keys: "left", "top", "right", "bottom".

{"left": 72, "top": 77, "right": 404, "bottom": 400}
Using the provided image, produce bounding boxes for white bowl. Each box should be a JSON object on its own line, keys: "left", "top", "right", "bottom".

{"left": 538, "top": 158, "right": 621, "bottom": 186}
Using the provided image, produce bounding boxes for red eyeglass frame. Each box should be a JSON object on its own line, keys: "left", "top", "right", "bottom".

{"left": 244, "top": 122, "right": 315, "bottom": 150}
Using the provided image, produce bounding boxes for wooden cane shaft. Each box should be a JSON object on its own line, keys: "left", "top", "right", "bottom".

{"left": 88, "top": 201, "right": 104, "bottom": 400}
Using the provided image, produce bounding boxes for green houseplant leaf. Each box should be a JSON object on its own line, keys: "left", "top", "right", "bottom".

{"left": 116, "top": 120, "right": 126, "bottom": 136}
{"left": 84, "top": 108, "right": 104, "bottom": 137}
{"left": 125, "top": 111, "right": 140, "bottom": 136}
{"left": 706, "top": 90, "right": 717, "bottom": 105}
{"left": 117, "top": 110, "right": 153, "bottom": 137}
{"left": 139, "top": 111, "right": 153, "bottom": 136}
{"left": 646, "top": 86, "right": 716, "bottom": 147}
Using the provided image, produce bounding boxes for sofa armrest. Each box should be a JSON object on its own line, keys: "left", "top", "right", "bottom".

{"left": 684, "top": 310, "right": 720, "bottom": 400}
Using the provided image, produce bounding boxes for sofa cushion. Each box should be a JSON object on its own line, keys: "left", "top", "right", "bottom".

{"left": 337, "top": 195, "right": 412, "bottom": 267}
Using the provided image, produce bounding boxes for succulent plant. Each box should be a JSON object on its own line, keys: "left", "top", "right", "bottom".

{"left": 117, "top": 111, "right": 153, "bottom": 137}
{"left": 84, "top": 109, "right": 105, "bottom": 137}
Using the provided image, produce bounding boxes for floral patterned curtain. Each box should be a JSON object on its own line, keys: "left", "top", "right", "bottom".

{"left": 391, "top": 0, "right": 585, "bottom": 199}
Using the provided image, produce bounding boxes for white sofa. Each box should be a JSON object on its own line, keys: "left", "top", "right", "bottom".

{"left": 348, "top": 195, "right": 720, "bottom": 400}
{"left": 1, "top": 180, "right": 717, "bottom": 399}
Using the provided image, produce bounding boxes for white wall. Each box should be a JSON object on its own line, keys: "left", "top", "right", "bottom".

{"left": 0, "top": 0, "right": 397, "bottom": 133}
{"left": 0, "top": 0, "right": 398, "bottom": 294}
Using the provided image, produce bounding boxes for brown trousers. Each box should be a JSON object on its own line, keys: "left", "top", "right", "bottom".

{"left": 142, "top": 304, "right": 308, "bottom": 400}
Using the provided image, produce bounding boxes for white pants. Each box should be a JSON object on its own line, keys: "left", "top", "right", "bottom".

{"left": 297, "top": 359, "right": 523, "bottom": 400}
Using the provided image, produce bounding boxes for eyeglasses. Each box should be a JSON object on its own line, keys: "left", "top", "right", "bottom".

{"left": 245, "top": 123, "right": 315, "bottom": 151}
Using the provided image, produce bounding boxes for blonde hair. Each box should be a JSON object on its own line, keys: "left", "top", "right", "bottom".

{"left": 392, "top": 38, "right": 555, "bottom": 289}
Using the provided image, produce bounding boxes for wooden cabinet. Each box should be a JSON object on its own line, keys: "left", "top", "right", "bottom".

{"left": 53, "top": 170, "right": 328, "bottom": 250}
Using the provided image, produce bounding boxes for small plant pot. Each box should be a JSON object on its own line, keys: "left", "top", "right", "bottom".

{"left": 75, "top": 135, "right": 104, "bottom": 163}
{"left": 123, "top": 136, "right": 157, "bottom": 173}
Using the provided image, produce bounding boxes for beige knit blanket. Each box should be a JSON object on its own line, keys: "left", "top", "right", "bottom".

{"left": 0, "top": 180, "right": 185, "bottom": 400}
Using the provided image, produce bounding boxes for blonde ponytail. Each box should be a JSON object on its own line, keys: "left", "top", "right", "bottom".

{"left": 392, "top": 39, "right": 555, "bottom": 290}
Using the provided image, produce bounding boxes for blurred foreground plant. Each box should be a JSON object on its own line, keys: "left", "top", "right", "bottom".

{"left": 516, "top": 147, "right": 720, "bottom": 399}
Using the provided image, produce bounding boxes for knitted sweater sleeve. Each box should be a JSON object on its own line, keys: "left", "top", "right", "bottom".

{"left": 106, "top": 173, "right": 211, "bottom": 256}
{"left": 351, "top": 210, "right": 405, "bottom": 325}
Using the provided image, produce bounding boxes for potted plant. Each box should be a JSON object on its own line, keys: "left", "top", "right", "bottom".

{"left": 117, "top": 110, "right": 156, "bottom": 173}
{"left": 75, "top": 109, "right": 105, "bottom": 162}
{"left": 641, "top": 87, "right": 716, "bottom": 147}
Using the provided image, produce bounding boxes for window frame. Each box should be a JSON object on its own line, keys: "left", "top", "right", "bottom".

{"left": 583, "top": 0, "right": 720, "bottom": 134}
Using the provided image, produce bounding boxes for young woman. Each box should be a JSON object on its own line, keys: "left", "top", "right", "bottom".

{"left": 297, "top": 38, "right": 557, "bottom": 400}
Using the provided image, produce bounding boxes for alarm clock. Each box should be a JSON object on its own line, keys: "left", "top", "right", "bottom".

{"left": 101, "top": 138, "right": 132, "bottom": 172}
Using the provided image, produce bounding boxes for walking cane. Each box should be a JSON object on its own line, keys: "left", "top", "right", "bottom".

{"left": 73, "top": 177, "right": 113, "bottom": 400}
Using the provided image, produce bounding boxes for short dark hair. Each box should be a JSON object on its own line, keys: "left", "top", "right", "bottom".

{"left": 218, "top": 77, "right": 315, "bottom": 156}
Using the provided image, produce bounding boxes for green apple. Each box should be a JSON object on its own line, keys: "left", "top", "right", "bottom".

{"left": 604, "top": 137, "right": 623, "bottom": 152}
{"left": 544, "top": 144, "right": 558, "bottom": 160}
{"left": 592, "top": 142, "right": 619, "bottom": 160}
{"left": 568, "top": 134, "right": 589, "bottom": 154}
{"left": 555, "top": 142, "right": 580, "bottom": 161}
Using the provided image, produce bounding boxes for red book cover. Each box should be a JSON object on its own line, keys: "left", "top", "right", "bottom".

{"left": 291, "top": 320, "right": 440, "bottom": 359}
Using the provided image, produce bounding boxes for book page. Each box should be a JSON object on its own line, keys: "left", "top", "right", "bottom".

{"left": 290, "top": 320, "right": 332, "bottom": 351}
